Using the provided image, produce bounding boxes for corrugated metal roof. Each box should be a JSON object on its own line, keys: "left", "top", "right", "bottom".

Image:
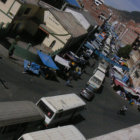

{"left": 42, "top": 93, "right": 86, "bottom": 112}
{"left": 22, "top": 125, "right": 86, "bottom": 140}
{"left": 0, "top": 101, "right": 44, "bottom": 127}
{"left": 48, "top": 8, "right": 87, "bottom": 37}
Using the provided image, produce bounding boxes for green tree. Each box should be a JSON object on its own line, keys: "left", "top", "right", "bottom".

{"left": 117, "top": 45, "right": 132, "bottom": 59}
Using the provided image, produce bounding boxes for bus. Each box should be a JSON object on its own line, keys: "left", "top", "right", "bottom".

{"left": 88, "top": 124, "right": 140, "bottom": 140}
{"left": 0, "top": 101, "right": 45, "bottom": 140}
{"left": 18, "top": 125, "right": 86, "bottom": 140}
{"left": 36, "top": 93, "right": 86, "bottom": 127}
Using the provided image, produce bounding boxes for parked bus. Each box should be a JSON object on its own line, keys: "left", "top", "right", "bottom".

{"left": 36, "top": 93, "right": 86, "bottom": 127}
{"left": 18, "top": 125, "right": 86, "bottom": 140}
{"left": 0, "top": 101, "right": 45, "bottom": 140}
{"left": 88, "top": 124, "right": 140, "bottom": 140}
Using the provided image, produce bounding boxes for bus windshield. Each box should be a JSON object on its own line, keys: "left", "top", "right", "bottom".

{"left": 37, "top": 101, "right": 54, "bottom": 119}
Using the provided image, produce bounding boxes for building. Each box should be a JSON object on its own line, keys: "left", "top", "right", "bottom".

{"left": 64, "top": 6, "right": 97, "bottom": 31}
{"left": 120, "top": 28, "right": 138, "bottom": 46}
{"left": 82, "top": 0, "right": 112, "bottom": 26}
{"left": 0, "top": 0, "right": 21, "bottom": 27}
{"left": 127, "top": 50, "right": 140, "bottom": 88}
{"left": 11, "top": 4, "right": 87, "bottom": 54}
{"left": 40, "top": 8, "right": 87, "bottom": 53}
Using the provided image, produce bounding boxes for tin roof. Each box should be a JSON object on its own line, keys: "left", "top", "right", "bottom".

{"left": 0, "top": 101, "right": 44, "bottom": 127}
{"left": 48, "top": 8, "right": 87, "bottom": 37}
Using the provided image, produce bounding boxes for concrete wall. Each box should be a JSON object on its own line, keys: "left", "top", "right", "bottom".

{"left": 42, "top": 11, "right": 71, "bottom": 52}
{"left": 44, "top": 11, "right": 71, "bottom": 43}
{"left": 43, "top": 34, "right": 65, "bottom": 51}
{"left": 0, "top": 0, "right": 21, "bottom": 26}
{"left": 11, "top": 4, "right": 41, "bottom": 35}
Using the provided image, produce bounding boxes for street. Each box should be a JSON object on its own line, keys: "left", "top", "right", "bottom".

{"left": 0, "top": 57, "right": 140, "bottom": 139}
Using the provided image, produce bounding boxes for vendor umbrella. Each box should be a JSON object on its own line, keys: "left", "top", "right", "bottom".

{"left": 37, "top": 50, "right": 59, "bottom": 70}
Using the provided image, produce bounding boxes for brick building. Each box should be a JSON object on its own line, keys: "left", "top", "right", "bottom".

{"left": 82, "top": 0, "right": 111, "bottom": 26}
{"left": 120, "top": 28, "right": 138, "bottom": 46}
{"left": 127, "top": 50, "right": 140, "bottom": 89}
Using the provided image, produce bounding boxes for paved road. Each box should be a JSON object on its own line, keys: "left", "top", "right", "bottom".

{"left": 0, "top": 57, "right": 140, "bottom": 139}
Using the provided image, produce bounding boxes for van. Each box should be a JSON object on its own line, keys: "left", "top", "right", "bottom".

{"left": 97, "top": 63, "right": 107, "bottom": 73}
{"left": 18, "top": 125, "right": 86, "bottom": 140}
{"left": 87, "top": 70, "right": 105, "bottom": 91}
{"left": 36, "top": 93, "right": 86, "bottom": 127}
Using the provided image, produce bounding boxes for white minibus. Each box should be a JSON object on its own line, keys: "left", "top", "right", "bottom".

{"left": 36, "top": 93, "right": 86, "bottom": 127}
{"left": 18, "top": 125, "right": 86, "bottom": 140}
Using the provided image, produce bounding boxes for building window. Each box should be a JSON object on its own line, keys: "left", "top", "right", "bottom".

{"left": 24, "top": 8, "right": 31, "bottom": 15}
{"left": 49, "top": 40, "right": 56, "bottom": 48}
{"left": 1, "top": 0, "right": 7, "bottom": 3}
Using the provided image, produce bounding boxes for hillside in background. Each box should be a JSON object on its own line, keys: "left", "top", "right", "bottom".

{"left": 110, "top": 7, "right": 140, "bottom": 23}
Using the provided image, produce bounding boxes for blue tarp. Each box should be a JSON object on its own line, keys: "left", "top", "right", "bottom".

{"left": 84, "top": 42, "right": 129, "bottom": 71}
{"left": 24, "top": 60, "right": 40, "bottom": 75}
{"left": 84, "top": 42, "right": 96, "bottom": 51}
{"left": 65, "top": 0, "right": 81, "bottom": 8}
{"left": 98, "top": 35, "right": 104, "bottom": 40}
{"left": 37, "top": 51, "right": 59, "bottom": 70}
{"left": 122, "top": 75, "right": 129, "bottom": 83}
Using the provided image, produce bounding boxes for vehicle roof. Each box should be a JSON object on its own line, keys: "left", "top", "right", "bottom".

{"left": 21, "top": 125, "right": 86, "bottom": 140}
{"left": 98, "top": 64, "right": 106, "bottom": 73}
{"left": 0, "top": 101, "right": 44, "bottom": 127}
{"left": 42, "top": 93, "right": 86, "bottom": 112}
{"left": 94, "top": 70, "right": 105, "bottom": 81}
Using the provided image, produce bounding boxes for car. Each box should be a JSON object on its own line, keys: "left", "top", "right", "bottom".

{"left": 87, "top": 69, "right": 105, "bottom": 91}
{"left": 80, "top": 85, "right": 95, "bottom": 101}
{"left": 101, "top": 50, "right": 108, "bottom": 56}
{"left": 97, "top": 63, "right": 107, "bottom": 73}
{"left": 100, "top": 59, "right": 109, "bottom": 69}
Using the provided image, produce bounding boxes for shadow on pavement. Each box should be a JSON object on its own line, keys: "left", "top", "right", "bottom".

{"left": 96, "top": 85, "right": 104, "bottom": 94}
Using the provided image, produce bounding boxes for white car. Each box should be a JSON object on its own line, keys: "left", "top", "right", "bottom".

{"left": 87, "top": 69, "right": 105, "bottom": 91}
{"left": 97, "top": 63, "right": 107, "bottom": 73}
{"left": 101, "top": 50, "right": 108, "bottom": 56}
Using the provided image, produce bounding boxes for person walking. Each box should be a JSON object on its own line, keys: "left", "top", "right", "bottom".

{"left": 118, "top": 105, "right": 128, "bottom": 115}
{"left": 65, "top": 72, "right": 72, "bottom": 87}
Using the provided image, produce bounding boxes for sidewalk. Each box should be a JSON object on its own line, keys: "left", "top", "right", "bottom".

{"left": 0, "top": 44, "right": 24, "bottom": 66}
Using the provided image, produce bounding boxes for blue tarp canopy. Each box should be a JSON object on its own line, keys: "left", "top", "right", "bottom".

{"left": 122, "top": 75, "right": 129, "bottom": 83}
{"left": 84, "top": 42, "right": 96, "bottom": 51}
{"left": 98, "top": 35, "right": 104, "bottom": 40}
{"left": 37, "top": 51, "right": 59, "bottom": 70}
{"left": 24, "top": 60, "right": 40, "bottom": 75}
{"left": 65, "top": 0, "right": 81, "bottom": 8}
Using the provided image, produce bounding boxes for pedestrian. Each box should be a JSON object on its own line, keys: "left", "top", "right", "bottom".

{"left": 65, "top": 73, "right": 72, "bottom": 87}
{"left": 8, "top": 45, "right": 15, "bottom": 58}
{"left": 137, "top": 105, "right": 140, "bottom": 112}
{"left": 118, "top": 105, "right": 128, "bottom": 115}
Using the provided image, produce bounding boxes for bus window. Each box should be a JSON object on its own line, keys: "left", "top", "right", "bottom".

{"left": 37, "top": 100, "right": 54, "bottom": 119}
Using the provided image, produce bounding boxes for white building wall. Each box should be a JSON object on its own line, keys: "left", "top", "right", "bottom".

{"left": 65, "top": 8, "right": 90, "bottom": 30}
